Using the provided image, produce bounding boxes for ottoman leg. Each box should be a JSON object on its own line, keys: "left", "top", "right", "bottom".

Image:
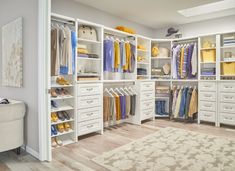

{"left": 16, "top": 147, "right": 21, "bottom": 155}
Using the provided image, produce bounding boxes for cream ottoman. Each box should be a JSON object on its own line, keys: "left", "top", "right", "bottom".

{"left": 0, "top": 100, "right": 26, "bottom": 154}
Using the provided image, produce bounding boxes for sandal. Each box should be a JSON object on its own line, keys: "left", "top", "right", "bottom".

{"left": 64, "top": 122, "right": 71, "bottom": 131}
{"left": 57, "top": 124, "right": 64, "bottom": 133}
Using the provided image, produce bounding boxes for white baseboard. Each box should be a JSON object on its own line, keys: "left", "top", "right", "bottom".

{"left": 21, "top": 145, "right": 39, "bottom": 159}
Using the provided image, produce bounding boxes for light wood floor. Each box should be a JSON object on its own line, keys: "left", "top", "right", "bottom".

{"left": 1, "top": 119, "right": 235, "bottom": 171}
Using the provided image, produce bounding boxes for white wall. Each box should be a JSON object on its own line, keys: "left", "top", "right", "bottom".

{"left": 0, "top": 0, "right": 38, "bottom": 153}
{"left": 155, "top": 15, "right": 235, "bottom": 39}
{"left": 51, "top": 0, "right": 155, "bottom": 38}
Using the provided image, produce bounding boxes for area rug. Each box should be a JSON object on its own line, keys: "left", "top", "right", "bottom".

{"left": 92, "top": 127, "right": 235, "bottom": 171}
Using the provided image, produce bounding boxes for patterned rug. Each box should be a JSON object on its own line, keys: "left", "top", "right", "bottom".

{"left": 92, "top": 127, "right": 235, "bottom": 171}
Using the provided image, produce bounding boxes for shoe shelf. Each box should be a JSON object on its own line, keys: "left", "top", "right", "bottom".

{"left": 51, "top": 106, "right": 74, "bottom": 112}
{"left": 51, "top": 118, "right": 74, "bottom": 125}
{"left": 51, "top": 84, "right": 74, "bottom": 88}
{"left": 155, "top": 114, "right": 169, "bottom": 117}
{"left": 51, "top": 95, "right": 74, "bottom": 100}
{"left": 52, "top": 139, "right": 75, "bottom": 149}
{"left": 51, "top": 129, "right": 74, "bottom": 138}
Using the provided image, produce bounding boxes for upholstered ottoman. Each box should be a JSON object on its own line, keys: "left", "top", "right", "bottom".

{"left": 0, "top": 100, "right": 26, "bottom": 153}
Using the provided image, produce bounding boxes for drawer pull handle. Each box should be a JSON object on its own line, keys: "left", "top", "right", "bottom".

{"left": 86, "top": 88, "right": 94, "bottom": 91}
{"left": 204, "top": 114, "right": 211, "bottom": 117}
{"left": 225, "top": 86, "right": 233, "bottom": 89}
{"left": 224, "top": 117, "right": 233, "bottom": 120}
{"left": 87, "top": 125, "right": 94, "bottom": 128}
{"left": 86, "top": 112, "right": 94, "bottom": 116}
{"left": 204, "top": 105, "right": 212, "bottom": 108}
{"left": 225, "top": 96, "right": 233, "bottom": 100}
{"left": 224, "top": 107, "right": 233, "bottom": 110}
{"left": 204, "top": 95, "right": 212, "bottom": 98}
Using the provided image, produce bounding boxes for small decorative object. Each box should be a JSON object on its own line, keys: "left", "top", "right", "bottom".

{"left": 202, "top": 41, "right": 212, "bottom": 48}
{"left": 163, "top": 63, "right": 171, "bottom": 75}
{"left": 2, "top": 17, "right": 23, "bottom": 87}
{"left": 152, "top": 46, "right": 159, "bottom": 57}
{"left": 225, "top": 52, "right": 232, "bottom": 58}
{"left": 165, "top": 27, "right": 179, "bottom": 37}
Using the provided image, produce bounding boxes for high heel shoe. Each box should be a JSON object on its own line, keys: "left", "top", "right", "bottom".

{"left": 64, "top": 122, "right": 71, "bottom": 131}
{"left": 57, "top": 124, "right": 64, "bottom": 133}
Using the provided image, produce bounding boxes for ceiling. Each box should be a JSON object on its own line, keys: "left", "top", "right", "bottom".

{"left": 73, "top": 0, "right": 235, "bottom": 29}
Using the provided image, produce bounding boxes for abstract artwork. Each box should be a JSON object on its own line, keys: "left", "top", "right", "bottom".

{"left": 2, "top": 17, "right": 23, "bottom": 87}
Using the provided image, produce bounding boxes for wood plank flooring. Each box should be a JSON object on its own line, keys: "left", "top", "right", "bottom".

{"left": 1, "top": 119, "right": 235, "bottom": 171}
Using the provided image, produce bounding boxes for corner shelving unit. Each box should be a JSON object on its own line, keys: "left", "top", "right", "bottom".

{"left": 50, "top": 13, "right": 77, "bottom": 152}
{"left": 136, "top": 35, "right": 151, "bottom": 80}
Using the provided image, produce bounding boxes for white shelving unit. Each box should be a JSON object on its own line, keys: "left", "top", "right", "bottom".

{"left": 50, "top": 13, "right": 77, "bottom": 153}
{"left": 77, "top": 19, "right": 103, "bottom": 82}
{"left": 136, "top": 35, "right": 151, "bottom": 80}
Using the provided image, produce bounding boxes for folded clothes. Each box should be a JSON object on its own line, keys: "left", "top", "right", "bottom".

{"left": 137, "top": 68, "right": 147, "bottom": 75}
{"left": 78, "top": 53, "right": 89, "bottom": 58}
{"left": 0, "top": 97, "right": 9, "bottom": 104}
{"left": 88, "top": 54, "right": 99, "bottom": 58}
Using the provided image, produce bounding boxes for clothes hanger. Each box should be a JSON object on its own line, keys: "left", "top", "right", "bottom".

{"left": 124, "top": 87, "right": 133, "bottom": 95}
{"left": 114, "top": 88, "right": 124, "bottom": 96}
{"left": 104, "top": 88, "right": 113, "bottom": 97}
{"left": 120, "top": 87, "right": 129, "bottom": 96}
{"left": 109, "top": 88, "right": 119, "bottom": 96}
{"left": 128, "top": 86, "right": 137, "bottom": 95}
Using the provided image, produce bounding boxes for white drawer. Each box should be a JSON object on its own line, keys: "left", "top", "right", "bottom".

{"left": 77, "top": 83, "right": 102, "bottom": 96}
{"left": 141, "top": 100, "right": 154, "bottom": 110}
{"left": 140, "top": 82, "right": 155, "bottom": 92}
{"left": 219, "top": 83, "right": 235, "bottom": 92}
{"left": 77, "top": 119, "right": 102, "bottom": 136}
{"left": 200, "top": 101, "right": 216, "bottom": 111}
{"left": 78, "top": 107, "right": 102, "bottom": 122}
{"left": 200, "top": 111, "right": 216, "bottom": 122}
{"left": 199, "top": 82, "right": 216, "bottom": 92}
{"left": 220, "top": 103, "right": 235, "bottom": 114}
{"left": 200, "top": 92, "right": 216, "bottom": 101}
{"left": 220, "top": 113, "right": 235, "bottom": 126}
{"left": 77, "top": 95, "right": 102, "bottom": 109}
{"left": 220, "top": 93, "right": 235, "bottom": 103}
{"left": 140, "top": 91, "right": 155, "bottom": 101}
{"left": 141, "top": 108, "right": 154, "bottom": 120}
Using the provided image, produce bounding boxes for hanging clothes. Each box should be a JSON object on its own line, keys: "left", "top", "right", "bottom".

{"left": 172, "top": 43, "right": 197, "bottom": 79}
{"left": 188, "top": 88, "right": 198, "bottom": 118}
{"left": 51, "top": 23, "right": 75, "bottom": 76}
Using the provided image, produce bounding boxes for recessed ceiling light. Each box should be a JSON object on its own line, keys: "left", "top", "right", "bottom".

{"left": 178, "top": 0, "right": 235, "bottom": 17}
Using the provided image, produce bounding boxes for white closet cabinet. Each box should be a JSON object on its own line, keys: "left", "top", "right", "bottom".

{"left": 136, "top": 81, "right": 155, "bottom": 121}
{"left": 218, "top": 82, "right": 235, "bottom": 126}
{"left": 198, "top": 81, "right": 217, "bottom": 125}
{"left": 77, "top": 83, "right": 103, "bottom": 136}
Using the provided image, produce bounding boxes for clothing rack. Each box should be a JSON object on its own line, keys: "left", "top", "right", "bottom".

{"left": 51, "top": 18, "right": 75, "bottom": 26}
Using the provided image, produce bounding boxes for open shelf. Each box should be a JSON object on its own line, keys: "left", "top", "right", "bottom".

{"left": 51, "top": 118, "right": 74, "bottom": 125}
{"left": 151, "top": 57, "right": 171, "bottom": 60}
{"left": 77, "top": 38, "right": 101, "bottom": 44}
{"left": 77, "top": 57, "right": 101, "bottom": 61}
{"left": 155, "top": 114, "right": 169, "bottom": 117}
{"left": 51, "top": 129, "right": 74, "bottom": 138}
{"left": 51, "top": 106, "right": 74, "bottom": 112}
{"left": 51, "top": 84, "right": 74, "bottom": 88}
{"left": 51, "top": 95, "right": 74, "bottom": 100}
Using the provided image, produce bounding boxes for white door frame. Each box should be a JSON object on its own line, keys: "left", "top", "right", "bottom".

{"left": 38, "top": 0, "right": 51, "bottom": 161}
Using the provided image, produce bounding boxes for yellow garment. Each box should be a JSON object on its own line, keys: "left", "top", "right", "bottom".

{"left": 77, "top": 48, "right": 88, "bottom": 54}
{"left": 123, "top": 42, "right": 131, "bottom": 71}
{"left": 137, "top": 56, "right": 146, "bottom": 62}
{"left": 115, "top": 96, "right": 121, "bottom": 121}
{"left": 137, "top": 45, "right": 146, "bottom": 51}
{"left": 174, "top": 89, "right": 182, "bottom": 118}
{"left": 115, "top": 26, "right": 136, "bottom": 34}
{"left": 188, "top": 89, "right": 198, "bottom": 117}
{"left": 180, "top": 47, "right": 184, "bottom": 78}
{"left": 114, "top": 41, "right": 120, "bottom": 70}
{"left": 152, "top": 46, "right": 159, "bottom": 57}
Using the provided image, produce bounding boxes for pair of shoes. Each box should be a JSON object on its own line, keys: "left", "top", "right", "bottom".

{"left": 51, "top": 89, "right": 57, "bottom": 97}
{"left": 57, "top": 123, "right": 71, "bottom": 133}
{"left": 57, "top": 111, "right": 70, "bottom": 121}
{"left": 56, "top": 77, "right": 70, "bottom": 85}
{"left": 51, "top": 100, "right": 58, "bottom": 108}
{"left": 55, "top": 88, "right": 70, "bottom": 96}
{"left": 51, "top": 112, "right": 59, "bottom": 122}
{"left": 51, "top": 137, "right": 63, "bottom": 147}
{"left": 51, "top": 125, "right": 58, "bottom": 136}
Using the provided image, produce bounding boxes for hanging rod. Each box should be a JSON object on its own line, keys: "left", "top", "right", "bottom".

{"left": 173, "top": 39, "right": 198, "bottom": 44}
{"left": 51, "top": 18, "right": 75, "bottom": 26}
{"left": 104, "top": 32, "right": 135, "bottom": 39}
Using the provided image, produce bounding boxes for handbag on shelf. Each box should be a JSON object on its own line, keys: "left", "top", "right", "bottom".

{"left": 78, "top": 25, "right": 98, "bottom": 41}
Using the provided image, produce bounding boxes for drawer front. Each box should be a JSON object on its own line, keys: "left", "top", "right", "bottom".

{"left": 219, "top": 83, "right": 235, "bottom": 92}
{"left": 220, "top": 93, "right": 235, "bottom": 103}
{"left": 77, "top": 95, "right": 102, "bottom": 109}
{"left": 199, "top": 82, "right": 216, "bottom": 92}
{"left": 220, "top": 103, "right": 235, "bottom": 114}
{"left": 77, "top": 119, "right": 102, "bottom": 136}
{"left": 140, "top": 91, "right": 155, "bottom": 101}
{"left": 200, "top": 101, "right": 216, "bottom": 111}
{"left": 78, "top": 107, "right": 102, "bottom": 122}
{"left": 200, "top": 111, "right": 216, "bottom": 122}
{"left": 141, "top": 108, "right": 154, "bottom": 120}
{"left": 200, "top": 92, "right": 216, "bottom": 101}
{"left": 220, "top": 113, "right": 235, "bottom": 125}
{"left": 141, "top": 100, "right": 154, "bottom": 110}
{"left": 77, "top": 83, "right": 102, "bottom": 96}
{"left": 140, "top": 82, "right": 155, "bottom": 92}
